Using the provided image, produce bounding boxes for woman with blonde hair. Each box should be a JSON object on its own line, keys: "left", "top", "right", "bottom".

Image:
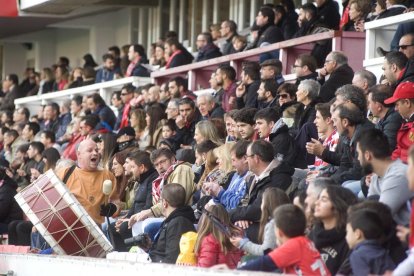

{"left": 194, "top": 120, "right": 223, "bottom": 146}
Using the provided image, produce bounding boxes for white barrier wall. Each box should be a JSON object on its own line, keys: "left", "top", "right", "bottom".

{"left": 0, "top": 253, "right": 278, "bottom": 276}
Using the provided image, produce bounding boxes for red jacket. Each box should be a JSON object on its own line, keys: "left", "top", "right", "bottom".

{"left": 392, "top": 120, "right": 414, "bottom": 163}
{"left": 197, "top": 234, "right": 243, "bottom": 268}
{"left": 62, "top": 133, "right": 85, "bottom": 161}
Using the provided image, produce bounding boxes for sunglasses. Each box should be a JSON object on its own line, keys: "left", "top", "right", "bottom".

{"left": 399, "top": 44, "right": 414, "bottom": 50}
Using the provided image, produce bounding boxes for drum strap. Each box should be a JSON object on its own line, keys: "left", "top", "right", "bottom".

{"left": 63, "top": 165, "right": 77, "bottom": 184}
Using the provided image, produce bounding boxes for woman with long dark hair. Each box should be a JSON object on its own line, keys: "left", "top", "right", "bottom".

{"left": 145, "top": 104, "right": 166, "bottom": 148}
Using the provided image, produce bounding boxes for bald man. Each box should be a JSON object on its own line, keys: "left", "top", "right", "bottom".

{"left": 57, "top": 139, "right": 119, "bottom": 224}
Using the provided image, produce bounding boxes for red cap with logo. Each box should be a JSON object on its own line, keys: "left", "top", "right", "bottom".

{"left": 384, "top": 81, "right": 414, "bottom": 104}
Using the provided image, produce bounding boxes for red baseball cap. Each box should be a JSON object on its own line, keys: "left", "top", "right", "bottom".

{"left": 384, "top": 81, "right": 414, "bottom": 104}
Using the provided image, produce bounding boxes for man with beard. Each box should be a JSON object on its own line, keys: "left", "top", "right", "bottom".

{"left": 256, "top": 79, "right": 278, "bottom": 109}
{"left": 164, "top": 37, "right": 194, "bottom": 69}
{"left": 356, "top": 129, "right": 412, "bottom": 226}
{"left": 95, "top": 54, "right": 118, "bottom": 83}
{"left": 110, "top": 150, "right": 158, "bottom": 251}
{"left": 175, "top": 98, "right": 202, "bottom": 147}
{"left": 168, "top": 76, "right": 197, "bottom": 101}
{"left": 215, "top": 64, "right": 237, "bottom": 112}
{"left": 195, "top": 32, "right": 222, "bottom": 62}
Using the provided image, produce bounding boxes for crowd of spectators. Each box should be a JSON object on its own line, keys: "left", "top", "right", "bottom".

{"left": 1, "top": 0, "right": 414, "bottom": 275}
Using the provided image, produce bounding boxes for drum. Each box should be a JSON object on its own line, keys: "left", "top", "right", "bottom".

{"left": 14, "top": 170, "right": 113, "bottom": 258}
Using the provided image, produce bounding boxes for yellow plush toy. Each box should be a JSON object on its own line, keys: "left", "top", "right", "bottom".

{"left": 176, "top": 231, "right": 198, "bottom": 266}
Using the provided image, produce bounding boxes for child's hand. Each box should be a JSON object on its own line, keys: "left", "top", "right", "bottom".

{"left": 230, "top": 236, "right": 242, "bottom": 248}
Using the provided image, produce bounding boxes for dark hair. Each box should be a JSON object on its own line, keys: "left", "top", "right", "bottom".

{"left": 242, "top": 62, "right": 261, "bottom": 81}
{"left": 195, "top": 140, "right": 219, "bottom": 154}
{"left": 259, "top": 6, "right": 275, "bottom": 24}
{"left": 94, "top": 132, "right": 117, "bottom": 167}
{"left": 162, "top": 118, "right": 177, "bottom": 132}
{"left": 231, "top": 139, "right": 250, "bottom": 159}
{"left": 178, "top": 97, "right": 196, "bottom": 109}
{"left": 348, "top": 209, "right": 384, "bottom": 240}
{"left": 42, "top": 130, "right": 56, "bottom": 143}
{"left": 127, "top": 150, "right": 153, "bottom": 169}
{"left": 81, "top": 114, "right": 99, "bottom": 129}
{"left": 200, "top": 32, "right": 213, "bottom": 44}
{"left": 254, "top": 107, "right": 279, "bottom": 123}
{"left": 315, "top": 102, "right": 331, "bottom": 119}
{"left": 356, "top": 128, "right": 391, "bottom": 159}
{"left": 42, "top": 147, "right": 61, "bottom": 171}
{"left": 146, "top": 104, "right": 167, "bottom": 144}
{"left": 121, "top": 84, "right": 136, "bottom": 94}
{"left": 150, "top": 147, "right": 175, "bottom": 163}
{"left": 83, "top": 53, "right": 98, "bottom": 68}
{"left": 59, "top": 56, "right": 70, "bottom": 66}
{"left": 250, "top": 140, "right": 274, "bottom": 163}
{"left": 233, "top": 107, "right": 257, "bottom": 125}
{"left": 335, "top": 84, "right": 367, "bottom": 113}
{"left": 88, "top": 93, "right": 106, "bottom": 107}
{"left": 300, "top": 3, "right": 317, "bottom": 17}
{"left": 5, "top": 129, "right": 19, "bottom": 139}
{"left": 112, "top": 90, "right": 121, "bottom": 101}
{"left": 83, "top": 66, "right": 96, "bottom": 79}
{"left": 7, "top": 74, "right": 19, "bottom": 85}
{"left": 223, "top": 20, "right": 237, "bottom": 33}
{"left": 132, "top": 44, "right": 146, "bottom": 58}
{"left": 165, "top": 30, "right": 178, "bottom": 40}
{"left": 335, "top": 103, "right": 364, "bottom": 126}
{"left": 385, "top": 51, "right": 408, "bottom": 70}
{"left": 46, "top": 102, "right": 60, "bottom": 116}
{"left": 274, "top": 204, "right": 306, "bottom": 238}
{"left": 170, "top": 76, "right": 187, "bottom": 89}
{"left": 277, "top": 83, "right": 297, "bottom": 99}
{"left": 19, "top": 107, "right": 30, "bottom": 120}
{"left": 161, "top": 183, "right": 186, "bottom": 208}
{"left": 368, "top": 84, "right": 393, "bottom": 108}
{"left": 322, "top": 185, "right": 357, "bottom": 229}
{"left": 25, "top": 122, "right": 40, "bottom": 136}
{"left": 217, "top": 64, "right": 236, "bottom": 81}
{"left": 29, "top": 141, "right": 45, "bottom": 154}
{"left": 165, "top": 37, "right": 181, "bottom": 48}
{"left": 17, "top": 143, "right": 30, "bottom": 154}
{"left": 261, "top": 79, "right": 279, "bottom": 98}
{"left": 274, "top": 5, "right": 286, "bottom": 17}
{"left": 108, "top": 45, "right": 121, "bottom": 56}
{"left": 297, "top": 54, "right": 317, "bottom": 72}
{"left": 102, "top": 53, "right": 114, "bottom": 62}
{"left": 281, "top": 0, "right": 296, "bottom": 12}
{"left": 72, "top": 95, "right": 83, "bottom": 106}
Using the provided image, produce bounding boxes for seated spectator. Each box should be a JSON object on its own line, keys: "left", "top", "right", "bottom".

{"left": 116, "top": 126, "right": 138, "bottom": 152}
{"left": 164, "top": 38, "right": 194, "bottom": 69}
{"left": 220, "top": 20, "right": 238, "bottom": 55}
{"left": 294, "top": 54, "right": 318, "bottom": 86}
{"left": 315, "top": 0, "right": 341, "bottom": 30}
{"left": 277, "top": 83, "right": 299, "bottom": 127}
{"left": 21, "top": 122, "right": 40, "bottom": 143}
{"left": 119, "top": 84, "right": 136, "bottom": 129}
{"left": 194, "top": 120, "right": 223, "bottom": 147}
{"left": 175, "top": 98, "right": 202, "bottom": 147}
{"left": 145, "top": 104, "right": 166, "bottom": 148}
{"left": 0, "top": 168, "right": 23, "bottom": 234}
{"left": 309, "top": 185, "right": 357, "bottom": 275}
{"left": 197, "top": 92, "right": 225, "bottom": 120}
{"left": 230, "top": 187, "right": 290, "bottom": 256}
{"left": 229, "top": 140, "right": 293, "bottom": 242}
{"left": 52, "top": 65, "right": 69, "bottom": 91}
{"left": 62, "top": 117, "right": 84, "bottom": 161}
{"left": 260, "top": 59, "right": 284, "bottom": 86}
{"left": 95, "top": 54, "right": 118, "bottom": 83}
{"left": 56, "top": 99, "right": 72, "bottom": 140}
{"left": 233, "top": 108, "right": 257, "bottom": 141}
{"left": 215, "top": 64, "right": 237, "bottom": 112}
{"left": 235, "top": 61, "right": 261, "bottom": 109}
{"left": 346, "top": 209, "right": 395, "bottom": 274}
{"left": 67, "top": 67, "right": 84, "bottom": 89}
{"left": 318, "top": 51, "right": 354, "bottom": 102}
{"left": 231, "top": 35, "right": 247, "bottom": 52}
{"left": 81, "top": 66, "right": 96, "bottom": 86}
{"left": 254, "top": 108, "right": 296, "bottom": 165}
{"left": 376, "top": 0, "right": 407, "bottom": 19}
{"left": 168, "top": 76, "right": 197, "bottom": 101}
{"left": 148, "top": 183, "right": 196, "bottom": 263}
{"left": 40, "top": 130, "right": 62, "bottom": 153}
{"left": 384, "top": 81, "right": 414, "bottom": 163}
{"left": 16, "top": 142, "right": 45, "bottom": 188}
{"left": 126, "top": 44, "right": 150, "bottom": 77}
{"left": 239, "top": 204, "right": 329, "bottom": 275}
{"left": 165, "top": 98, "right": 180, "bottom": 120}
{"left": 251, "top": 6, "right": 284, "bottom": 62}
{"left": 224, "top": 110, "right": 240, "bottom": 142}
{"left": 257, "top": 79, "right": 278, "bottom": 109}
{"left": 38, "top": 68, "right": 55, "bottom": 94}
{"left": 40, "top": 102, "right": 61, "bottom": 134}
{"left": 356, "top": 129, "right": 413, "bottom": 225}
{"left": 273, "top": 4, "right": 298, "bottom": 40}
{"left": 3, "top": 129, "right": 25, "bottom": 164}
{"left": 382, "top": 51, "right": 412, "bottom": 91}
{"left": 398, "top": 32, "right": 414, "bottom": 60}
{"left": 367, "top": 84, "right": 402, "bottom": 151}
{"left": 149, "top": 43, "right": 166, "bottom": 68}
{"left": 352, "top": 69, "right": 377, "bottom": 98}
{"left": 345, "top": 0, "right": 372, "bottom": 32}
{"left": 12, "top": 107, "right": 29, "bottom": 131}
{"left": 83, "top": 53, "right": 98, "bottom": 69}
{"left": 86, "top": 93, "right": 116, "bottom": 131}
{"left": 195, "top": 204, "right": 243, "bottom": 268}
{"left": 195, "top": 32, "right": 222, "bottom": 62}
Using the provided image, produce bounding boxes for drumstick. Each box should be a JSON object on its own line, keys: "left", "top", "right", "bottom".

{"left": 102, "top": 180, "right": 113, "bottom": 205}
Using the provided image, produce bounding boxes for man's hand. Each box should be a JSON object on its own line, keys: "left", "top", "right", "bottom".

{"left": 202, "top": 181, "right": 221, "bottom": 197}
{"left": 365, "top": 173, "right": 373, "bottom": 187}
{"left": 128, "top": 209, "right": 153, "bottom": 228}
{"left": 306, "top": 138, "right": 325, "bottom": 156}
{"left": 235, "top": 220, "right": 251, "bottom": 229}
{"left": 236, "top": 83, "right": 246, "bottom": 98}
{"left": 175, "top": 115, "right": 185, "bottom": 129}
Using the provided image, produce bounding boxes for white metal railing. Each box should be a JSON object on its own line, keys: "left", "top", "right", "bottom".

{"left": 14, "top": 77, "right": 151, "bottom": 115}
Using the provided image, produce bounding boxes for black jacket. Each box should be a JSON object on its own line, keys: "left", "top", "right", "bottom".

{"left": 375, "top": 108, "right": 402, "bottom": 152}
{"left": 0, "top": 85, "right": 25, "bottom": 111}
{"left": 269, "top": 122, "right": 297, "bottom": 166}
{"left": 149, "top": 206, "right": 196, "bottom": 263}
{"left": 277, "top": 14, "right": 299, "bottom": 40}
{"left": 0, "top": 176, "right": 23, "bottom": 224}
{"left": 196, "top": 43, "right": 222, "bottom": 62}
{"left": 127, "top": 168, "right": 158, "bottom": 218}
{"left": 209, "top": 103, "right": 225, "bottom": 120}
{"left": 236, "top": 80, "right": 261, "bottom": 109}
{"left": 295, "top": 72, "right": 318, "bottom": 86}
{"left": 377, "top": 6, "right": 406, "bottom": 20}
{"left": 308, "top": 223, "right": 350, "bottom": 275}
{"left": 319, "top": 64, "right": 354, "bottom": 103}
{"left": 255, "top": 23, "right": 284, "bottom": 48}
{"left": 229, "top": 160, "right": 293, "bottom": 242}
{"left": 315, "top": 0, "right": 341, "bottom": 30}
{"left": 175, "top": 109, "right": 202, "bottom": 146}
{"left": 168, "top": 49, "right": 194, "bottom": 69}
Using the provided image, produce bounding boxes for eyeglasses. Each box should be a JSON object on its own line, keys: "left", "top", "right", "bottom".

{"left": 278, "top": 94, "right": 289, "bottom": 99}
{"left": 399, "top": 44, "right": 414, "bottom": 50}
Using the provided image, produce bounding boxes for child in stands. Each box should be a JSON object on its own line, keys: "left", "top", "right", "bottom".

{"left": 230, "top": 187, "right": 290, "bottom": 256}
{"left": 195, "top": 204, "right": 243, "bottom": 268}
{"left": 346, "top": 209, "right": 395, "bottom": 275}
{"left": 239, "top": 204, "right": 330, "bottom": 275}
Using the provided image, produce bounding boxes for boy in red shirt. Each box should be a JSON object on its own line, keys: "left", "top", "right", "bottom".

{"left": 239, "top": 204, "right": 330, "bottom": 276}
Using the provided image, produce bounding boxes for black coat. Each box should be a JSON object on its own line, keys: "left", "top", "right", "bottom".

{"left": 168, "top": 50, "right": 194, "bottom": 69}
{"left": 236, "top": 80, "right": 261, "bottom": 109}
{"left": 196, "top": 43, "right": 222, "bottom": 62}
{"left": 175, "top": 109, "right": 202, "bottom": 146}
{"left": 0, "top": 85, "right": 25, "bottom": 111}
{"left": 0, "top": 177, "right": 23, "bottom": 224}
{"left": 375, "top": 108, "right": 402, "bottom": 152}
{"left": 149, "top": 206, "right": 196, "bottom": 263}
{"left": 377, "top": 6, "right": 406, "bottom": 20}
{"left": 269, "top": 123, "right": 297, "bottom": 166}
{"left": 309, "top": 223, "right": 350, "bottom": 275}
{"left": 319, "top": 64, "right": 354, "bottom": 103}
{"left": 255, "top": 23, "right": 284, "bottom": 48}
{"left": 95, "top": 104, "right": 117, "bottom": 130}
{"left": 131, "top": 63, "right": 150, "bottom": 77}
{"left": 315, "top": 0, "right": 341, "bottom": 30}
{"left": 127, "top": 168, "right": 158, "bottom": 218}
{"left": 295, "top": 72, "right": 318, "bottom": 86}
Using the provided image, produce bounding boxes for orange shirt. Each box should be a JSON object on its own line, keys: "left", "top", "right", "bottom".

{"left": 57, "top": 167, "right": 118, "bottom": 224}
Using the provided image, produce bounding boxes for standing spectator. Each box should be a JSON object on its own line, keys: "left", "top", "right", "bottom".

{"left": 384, "top": 81, "right": 414, "bottom": 163}
{"left": 126, "top": 44, "right": 150, "bottom": 77}
{"left": 318, "top": 51, "right": 354, "bottom": 102}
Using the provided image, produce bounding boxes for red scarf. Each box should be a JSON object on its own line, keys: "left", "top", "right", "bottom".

{"left": 119, "top": 103, "right": 131, "bottom": 129}
{"left": 151, "top": 161, "right": 184, "bottom": 205}
{"left": 165, "top": 50, "right": 182, "bottom": 69}
{"left": 340, "top": 4, "right": 350, "bottom": 29}
{"left": 126, "top": 56, "right": 141, "bottom": 77}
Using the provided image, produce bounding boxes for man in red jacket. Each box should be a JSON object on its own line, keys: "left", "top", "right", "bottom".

{"left": 384, "top": 81, "right": 414, "bottom": 163}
